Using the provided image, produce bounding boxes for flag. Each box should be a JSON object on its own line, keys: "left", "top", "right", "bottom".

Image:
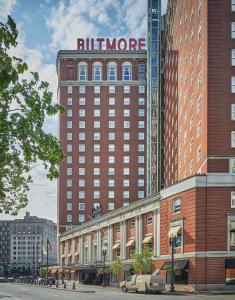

{"left": 47, "top": 239, "right": 52, "bottom": 252}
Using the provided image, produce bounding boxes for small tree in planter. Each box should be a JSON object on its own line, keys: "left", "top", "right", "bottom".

{"left": 131, "top": 247, "right": 154, "bottom": 274}
{"left": 109, "top": 258, "right": 122, "bottom": 286}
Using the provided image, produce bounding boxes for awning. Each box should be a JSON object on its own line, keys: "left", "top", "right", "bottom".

{"left": 142, "top": 235, "right": 153, "bottom": 244}
{"left": 225, "top": 258, "right": 235, "bottom": 269}
{"left": 168, "top": 225, "right": 182, "bottom": 238}
{"left": 61, "top": 254, "right": 66, "bottom": 258}
{"left": 67, "top": 253, "right": 72, "bottom": 257}
{"left": 125, "top": 239, "right": 135, "bottom": 247}
{"left": 74, "top": 251, "right": 79, "bottom": 256}
{"left": 161, "top": 260, "right": 189, "bottom": 271}
{"left": 58, "top": 268, "right": 63, "bottom": 273}
{"left": 50, "top": 269, "right": 58, "bottom": 275}
{"left": 112, "top": 242, "right": 120, "bottom": 250}
{"left": 230, "top": 221, "right": 235, "bottom": 230}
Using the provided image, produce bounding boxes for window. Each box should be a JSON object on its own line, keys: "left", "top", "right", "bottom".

{"left": 138, "top": 191, "right": 144, "bottom": 199}
{"left": 78, "top": 63, "right": 87, "bottom": 81}
{"left": 94, "top": 144, "right": 100, "bottom": 152}
{"left": 67, "top": 121, "right": 72, "bottom": 129}
{"left": 109, "top": 144, "right": 115, "bottom": 152}
{"left": 232, "top": 77, "right": 235, "bottom": 93}
{"left": 123, "top": 191, "right": 129, "bottom": 199}
{"left": 67, "top": 144, "right": 73, "bottom": 152}
{"left": 79, "top": 98, "right": 85, "bottom": 105}
{"left": 79, "top": 121, "right": 85, "bottom": 128}
{"left": 138, "top": 144, "right": 144, "bottom": 152}
{"left": 109, "top": 191, "right": 115, "bottom": 198}
{"left": 138, "top": 179, "right": 144, "bottom": 187}
{"left": 197, "top": 121, "right": 202, "bottom": 138}
{"left": 79, "top": 132, "right": 85, "bottom": 140}
{"left": 175, "top": 232, "right": 182, "bottom": 248}
{"left": 197, "top": 96, "right": 201, "bottom": 113}
{"left": 138, "top": 156, "right": 144, "bottom": 163}
{"left": 109, "top": 132, "right": 115, "bottom": 140}
{"left": 68, "top": 85, "right": 72, "bottom": 94}
{"left": 138, "top": 98, "right": 145, "bottom": 105}
{"left": 67, "top": 109, "right": 72, "bottom": 117}
{"left": 123, "top": 179, "right": 129, "bottom": 187}
{"left": 231, "top": 192, "right": 235, "bottom": 208}
{"left": 94, "top": 168, "right": 100, "bottom": 175}
{"left": 116, "top": 224, "right": 120, "bottom": 232}
{"left": 108, "top": 156, "right": 115, "bottom": 163}
{"left": 94, "top": 109, "right": 100, "bottom": 117}
{"left": 67, "top": 191, "right": 72, "bottom": 199}
{"left": 79, "top": 191, "right": 85, "bottom": 199}
{"left": 79, "top": 203, "right": 85, "bottom": 211}
{"left": 108, "top": 179, "right": 115, "bottom": 187}
{"left": 78, "top": 215, "right": 85, "bottom": 223}
{"left": 109, "top": 98, "right": 115, "bottom": 105}
{"left": 232, "top": 50, "right": 235, "bottom": 66}
{"left": 108, "top": 168, "right": 115, "bottom": 175}
{"left": 232, "top": 131, "right": 235, "bottom": 147}
{"left": 93, "top": 63, "right": 102, "bottom": 81}
{"left": 232, "top": 22, "right": 235, "bottom": 38}
{"left": 232, "top": 0, "right": 235, "bottom": 11}
{"left": 94, "top": 156, "right": 100, "bottom": 163}
{"left": 173, "top": 199, "right": 181, "bottom": 214}
{"left": 124, "top": 144, "right": 130, "bottom": 152}
{"left": 197, "top": 146, "right": 201, "bottom": 162}
{"left": 94, "top": 179, "right": 100, "bottom": 187}
{"left": 130, "top": 219, "right": 135, "bottom": 228}
{"left": 147, "top": 215, "right": 153, "bottom": 225}
{"left": 232, "top": 104, "right": 235, "bottom": 120}
{"left": 79, "top": 144, "right": 85, "bottom": 152}
{"left": 124, "top": 85, "right": 130, "bottom": 93}
{"left": 67, "top": 215, "right": 72, "bottom": 223}
{"left": 94, "top": 121, "right": 100, "bottom": 128}
{"left": 138, "top": 109, "right": 145, "bottom": 117}
{"left": 138, "top": 121, "right": 145, "bottom": 128}
{"left": 79, "top": 86, "right": 85, "bottom": 93}
{"left": 79, "top": 179, "right": 85, "bottom": 187}
{"left": 124, "top": 132, "right": 130, "bottom": 140}
{"left": 124, "top": 98, "right": 130, "bottom": 105}
{"left": 139, "top": 86, "right": 145, "bottom": 93}
{"left": 122, "top": 63, "right": 132, "bottom": 81}
{"left": 123, "top": 156, "right": 130, "bottom": 163}
{"left": 138, "top": 167, "right": 144, "bottom": 175}
{"left": 79, "top": 168, "right": 85, "bottom": 175}
{"left": 138, "top": 132, "right": 145, "bottom": 140}
{"left": 109, "top": 121, "right": 115, "bottom": 128}
{"left": 67, "top": 203, "right": 72, "bottom": 211}
{"left": 67, "top": 98, "right": 72, "bottom": 105}
{"left": 94, "top": 132, "right": 100, "bottom": 140}
{"left": 109, "top": 109, "right": 115, "bottom": 117}
{"left": 67, "top": 168, "right": 72, "bottom": 175}
{"left": 109, "top": 86, "right": 115, "bottom": 93}
{"left": 67, "top": 179, "right": 72, "bottom": 187}
{"left": 67, "top": 156, "right": 72, "bottom": 163}
{"left": 124, "top": 109, "right": 130, "bottom": 117}
{"left": 94, "top": 191, "right": 100, "bottom": 198}
{"left": 107, "top": 64, "right": 117, "bottom": 81}
{"left": 94, "top": 98, "right": 100, "bottom": 105}
{"left": 94, "top": 86, "right": 100, "bottom": 93}
{"left": 79, "top": 156, "right": 85, "bottom": 163}
{"left": 123, "top": 168, "right": 130, "bottom": 175}
{"left": 124, "top": 121, "right": 130, "bottom": 128}
{"left": 108, "top": 203, "right": 115, "bottom": 210}
{"left": 138, "top": 62, "right": 145, "bottom": 81}
{"left": 67, "top": 133, "right": 72, "bottom": 140}
{"left": 79, "top": 109, "right": 85, "bottom": 117}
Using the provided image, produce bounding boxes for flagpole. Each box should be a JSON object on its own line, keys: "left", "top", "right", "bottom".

{"left": 46, "top": 239, "right": 48, "bottom": 277}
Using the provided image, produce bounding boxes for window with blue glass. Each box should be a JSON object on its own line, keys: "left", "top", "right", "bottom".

{"left": 108, "top": 64, "right": 117, "bottom": 80}
{"left": 78, "top": 64, "right": 87, "bottom": 81}
{"left": 93, "top": 63, "right": 102, "bottom": 81}
{"left": 122, "top": 63, "right": 132, "bottom": 81}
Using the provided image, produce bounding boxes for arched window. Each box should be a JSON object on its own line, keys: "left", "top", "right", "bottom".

{"left": 107, "top": 62, "right": 117, "bottom": 81}
{"left": 92, "top": 62, "right": 102, "bottom": 81}
{"left": 138, "top": 62, "right": 145, "bottom": 81}
{"left": 78, "top": 62, "right": 87, "bottom": 81}
{"left": 122, "top": 62, "right": 132, "bottom": 81}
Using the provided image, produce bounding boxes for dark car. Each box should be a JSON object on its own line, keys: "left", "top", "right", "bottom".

{"left": 46, "top": 277, "right": 56, "bottom": 285}
{"left": 0, "top": 277, "right": 6, "bottom": 283}
{"left": 226, "top": 279, "right": 235, "bottom": 285}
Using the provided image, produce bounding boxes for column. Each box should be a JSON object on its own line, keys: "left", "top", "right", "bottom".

{"left": 121, "top": 221, "right": 127, "bottom": 260}
{"left": 88, "top": 234, "right": 92, "bottom": 263}
{"left": 72, "top": 238, "right": 76, "bottom": 264}
{"left": 97, "top": 229, "right": 102, "bottom": 262}
{"left": 65, "top": 241, "right": 69, "bottom": 265}
{"left": 135, "top": 216, "right": 139, "bottom": 253}
{"left": 79, "top": 237, "right": 84, "bottom": 264}
{"left": 156, "top": 209, "right": 160, "bottom": 257}
{"left": 153, "top": 210, "right": 157, "bottom": 256}
{"left": 108, "top": 225, "right": 113, "bottom": 261}
{"left": 138, "top": 215, "right": 143, "bottom": 253}
{"left": 59, "top": 242, "right": 63, "bottom": 265}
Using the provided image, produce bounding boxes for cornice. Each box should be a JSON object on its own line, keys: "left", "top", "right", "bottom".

{"left": 59, "top": 80, "right": 146, "bottom": 86}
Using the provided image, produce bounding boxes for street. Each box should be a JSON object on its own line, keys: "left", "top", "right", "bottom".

{"left": 0, "top": 283, "right": 235, "bottom": 300}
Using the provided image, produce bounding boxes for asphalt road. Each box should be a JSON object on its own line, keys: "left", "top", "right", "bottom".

{"left": 0, "top": 283, "right": 235, "bottom": 300}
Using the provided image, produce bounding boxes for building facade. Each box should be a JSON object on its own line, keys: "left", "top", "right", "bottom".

{"left": 0, "top": 212, "right": 57, "bottom": 272}
{"left": 57, "top": 49, "right": 147, "bottom": 233}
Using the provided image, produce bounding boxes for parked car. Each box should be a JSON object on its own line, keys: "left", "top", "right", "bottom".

{"left": 7, "top": 277, "right": 15, "bottom": 282}
{"left": 45, "top": 277, "right": 56, "bottom": 285}
{"left": 0, "top": 277, "right": 6, "bottom": 283}
{"left": 226, "top": 279, "right": 235, "bottom": 285}
{"left": 120, "top": 274, "right": 165, "bottom": 294}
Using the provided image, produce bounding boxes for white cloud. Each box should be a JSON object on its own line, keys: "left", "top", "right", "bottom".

{"left": 0, "top": 0, "right": 17, "bottom": 21}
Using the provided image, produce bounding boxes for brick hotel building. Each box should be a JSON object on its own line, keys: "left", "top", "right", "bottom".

{"left": 56, "top": 0, "right": 235, "bottom": 291}
{"left": 57, "top": 50, "right": 147, "bottom": 233}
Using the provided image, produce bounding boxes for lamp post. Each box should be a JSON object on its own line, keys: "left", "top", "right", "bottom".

{"left": 102, "top": 246, "right": 107, "bottom": 287}
{"left": 169, "top": 235, "right": 176, "bottom": 293}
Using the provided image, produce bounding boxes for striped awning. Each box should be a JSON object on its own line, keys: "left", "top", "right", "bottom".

{"left": 142, "top": 235, "right": 153, "bottom": 244}
{"left": 74, "top": 251, "right": 79, "bottom": 256}
{"left": 67, "top": 252, "right": 72, "bottom": 257}
{"left": 61, "top": 254, "right": 66, "bottom": 258}
{"left": 168, "top": 225, "right": 182, "bottom": 238}
{"left": 112, "top": 242, "right": 120, "bottom": 250}
{"left": 125, "top": 239, "right": 135, "bottom": 247}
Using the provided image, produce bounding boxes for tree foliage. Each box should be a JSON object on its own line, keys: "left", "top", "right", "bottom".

{"left": 0, "top": 16, "right": 64, "bottom": 215}
{"left": 109, "top": 258, "right": 122, "bottom": 276}
{"left": 131, "top": 247, "right": 154, "bottom": 274}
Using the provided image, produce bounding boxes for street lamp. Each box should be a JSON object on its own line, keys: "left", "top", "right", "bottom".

{"left": 102, "top": 246, "right": 107, "bottom": 287}
{"left": 169, "top": 235, "right": 176, "bottom": 293}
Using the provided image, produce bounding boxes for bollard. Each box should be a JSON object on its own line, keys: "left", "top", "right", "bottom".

{"left": 56, "top": 280, "right": 59, "bottom": 288}
{"left": 64, "top": 282, "right": 66, "bottom": 289}
{"left": 72, "top": 282, "right": 75, "bottom": 290}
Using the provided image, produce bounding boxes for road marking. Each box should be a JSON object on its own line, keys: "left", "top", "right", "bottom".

{"left": 48, "top": 293, "right": 59, "bottom": 297}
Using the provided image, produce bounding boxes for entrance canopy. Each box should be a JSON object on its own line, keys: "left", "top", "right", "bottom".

{"left": 225, "top": 258, "right": 235, "bottom": 268}
{"left": 161, "top": 260, "right": 189, "bottom": 271}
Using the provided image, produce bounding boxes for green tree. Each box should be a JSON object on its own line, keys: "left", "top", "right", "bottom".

{"left": 39, "top": 267, "right": 47, "bottom": 278}
{"left": 109, "top": 258, "right": 122, "bottom": 284}
{"left": 131, "top": 247, "right": 154, "bottom": 274}
{"left": 0, "top": 16, "right": 64, "bottom": 215}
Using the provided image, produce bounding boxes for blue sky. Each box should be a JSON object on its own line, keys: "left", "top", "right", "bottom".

{"left": 0, "top": 0, "right": 168, "bottom": 222}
